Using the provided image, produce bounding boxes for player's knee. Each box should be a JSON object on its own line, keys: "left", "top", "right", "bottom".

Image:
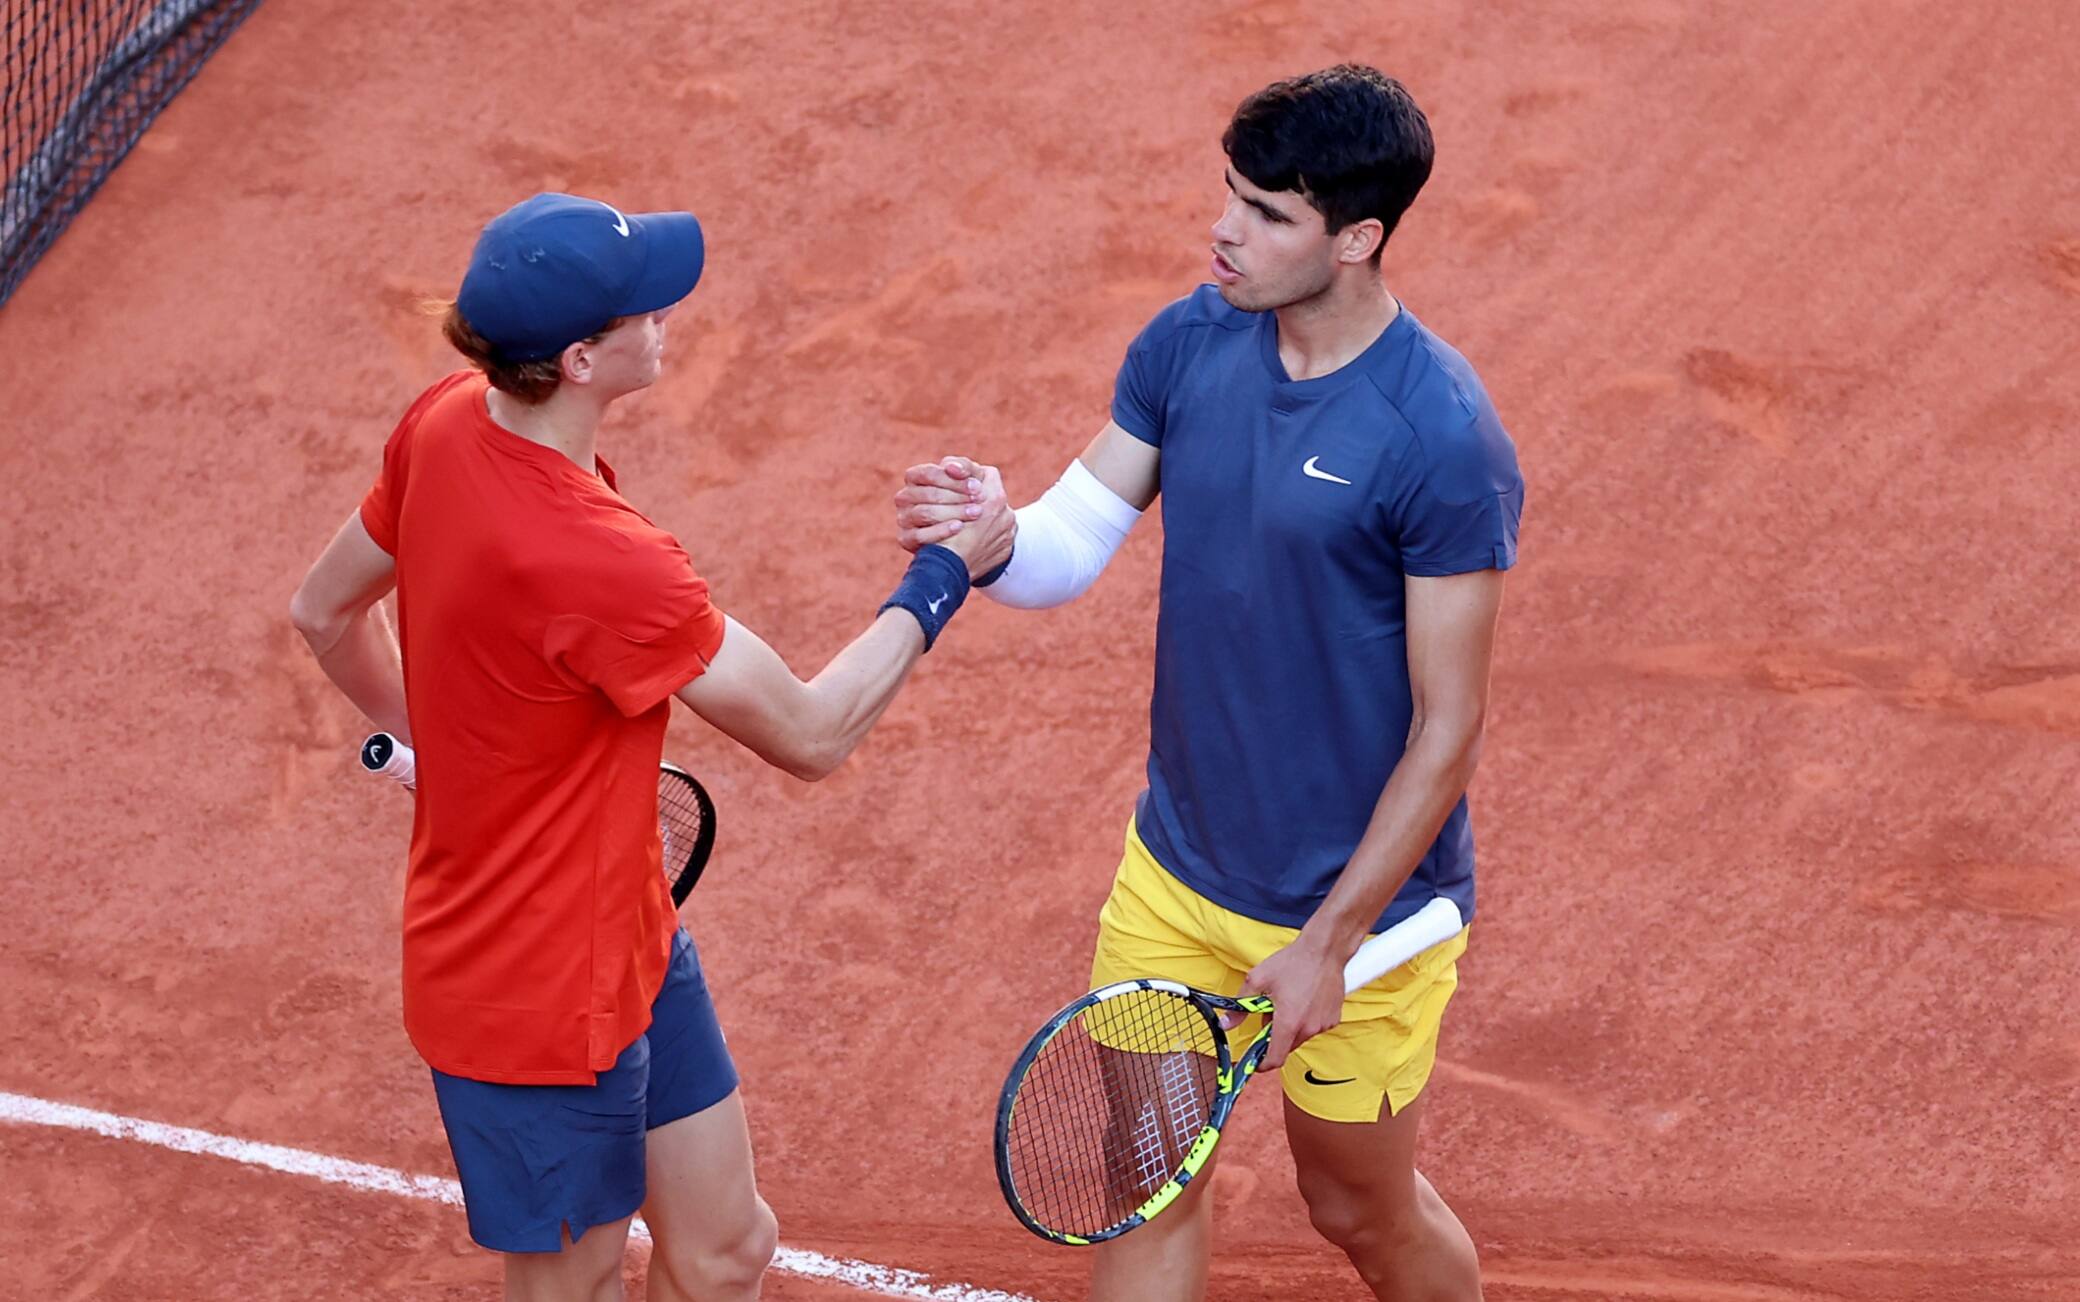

{"left": 1297, "top": 1172, "right": 1413, "bottom": 1258}
{"left": 713, "top": 1203, "right": 779, "bottom": 1290}
{"left": 659, "top": 1201, "right": 778, "bottom": 1296}
{"left": 1303, "top": 1192, "right": 1380, "bottom": 1258}
{"left": 743, "top": 1202, "right": 781, "bottom": 1276}
{"left": 1300, "top": 1171, "right": 1482, "bottom": 1299}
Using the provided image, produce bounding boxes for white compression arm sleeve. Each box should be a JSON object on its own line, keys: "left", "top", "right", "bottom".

{"left": 978, "top": 458, "right": 1143, "bottom": 609}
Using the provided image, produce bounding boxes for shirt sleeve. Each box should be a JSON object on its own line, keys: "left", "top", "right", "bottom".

{"left": 542, "top": 535, "right": 729, "bottom": 717}
{"left": 1391, "top": 420, "right": 1526, "bottom": 577}
{"left": 359, "top": 426, "right": 409, "bottom": 556}
{"left": 359, "top": 373, "right": 471, "bottom": 555}
{"left": 1109, "top": 296, "right": 1204, "bottom": 447}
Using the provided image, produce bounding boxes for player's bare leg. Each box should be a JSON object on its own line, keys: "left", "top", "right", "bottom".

{"left": 503, "top": 1215, "right": 633, "bottom": 1302}
{"left": 640, "top": 1090, "right": 778, "bottom": 1301}
{"left": 1085, "top": 1148, "right": 1218, "bottom": 1302}
{"left": 1284, "top": 1093, "right": 1481, "bottom": 1301}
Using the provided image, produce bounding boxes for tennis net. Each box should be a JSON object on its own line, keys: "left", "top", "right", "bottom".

{"left": 3, "top": 0, "right": 265, "bottom": 307}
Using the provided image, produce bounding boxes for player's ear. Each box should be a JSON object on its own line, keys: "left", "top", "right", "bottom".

{"left": 1336, "top": 217, "right": 1384, "bottom": 266}
{"left": 559, "top": 338, "right": 595, "bottom": 386}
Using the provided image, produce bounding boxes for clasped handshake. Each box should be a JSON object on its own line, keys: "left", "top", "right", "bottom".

{"left": 890, "top": 455, "right": 1015, "bottom": 576}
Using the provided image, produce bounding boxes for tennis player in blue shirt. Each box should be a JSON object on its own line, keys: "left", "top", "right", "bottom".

{"left": 897, "top": 65, "right": 1520, "bottom": 1300}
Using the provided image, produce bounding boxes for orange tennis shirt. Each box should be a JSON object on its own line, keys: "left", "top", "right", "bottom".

{"left": 360, "top": 371, "right": 726, "bottom": 1085}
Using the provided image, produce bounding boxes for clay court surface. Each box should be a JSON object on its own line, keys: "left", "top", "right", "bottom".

{"left": 4, "top": 1, "right": 2078, "bottom": 1298}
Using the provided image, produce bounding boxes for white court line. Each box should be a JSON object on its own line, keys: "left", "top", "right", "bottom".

{"left": 0, "top": 1090, "right": 1043, "bottom": 1302}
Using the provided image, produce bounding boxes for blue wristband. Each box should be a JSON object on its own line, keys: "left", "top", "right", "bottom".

{"left": 879, "top": 544, "right": 971, "bottom": 651}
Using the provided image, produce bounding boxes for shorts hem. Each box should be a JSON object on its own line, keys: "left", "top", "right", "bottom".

{"left": 1281, "top": 1060, "right": 1438, "bottom": 1125}
{"left": 468, "top": 1192, "right": 644, "bottom": 1255}
{"left": 648, "top": 1076, "right": 738, "bottom": 1133}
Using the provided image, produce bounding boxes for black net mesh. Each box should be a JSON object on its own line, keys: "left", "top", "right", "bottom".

{"left": 2, "top": 0, "right": 265, "bottom": 306}
{"left": 1002, "top": 988, "right": 1222, "bottom": 1238}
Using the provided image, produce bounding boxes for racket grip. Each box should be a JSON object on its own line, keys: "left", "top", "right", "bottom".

{"left": 359, "top": 732, "right": 417, "bottom": 791}
{"left": 1341, "top": 897, "right": 1464, "bottom": 993}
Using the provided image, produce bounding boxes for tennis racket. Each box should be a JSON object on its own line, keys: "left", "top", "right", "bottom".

{"left": 654, "top": 760, "right": 716, "bottom": 903}
{"left": 358, "top": 732, "right": 716, "bottom": 906}
{"left": 994, "top": 895, "right": 1465, "bottom": 1245}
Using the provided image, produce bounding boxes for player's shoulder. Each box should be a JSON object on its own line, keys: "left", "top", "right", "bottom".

{"left": 1359, "top": 311, "right": 1492, "bottom": 421}
{"left": 388, "top": 369, "right": 485, "bottom": 446}
{"left": 560, "top": 491, "right": 697, "bottom": 580}
{"left": 411, "top": 368, "right": 482, "bottom": 418}
{"left": 1135, "top": 284, "right": 1259, "bottom": 348}
{"left": 1361, "top": 312, "right": 1520, "bottom": 501}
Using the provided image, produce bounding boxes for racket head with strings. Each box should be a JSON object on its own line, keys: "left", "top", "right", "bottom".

{"left": 994, "top": 897, "right": 1468, "bottom": 1245}
{"left": 994, "top": 977, "right": 1275, "bottom": 1245}
{"left": 656, "top": 762, "right": 716, "bottom": 906}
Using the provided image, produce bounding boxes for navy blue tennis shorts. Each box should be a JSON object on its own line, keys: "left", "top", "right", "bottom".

{"left": 429, "top": 929, "right": 738, "bottom": 1252}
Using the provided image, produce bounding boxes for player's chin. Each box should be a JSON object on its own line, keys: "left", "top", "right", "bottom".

{"left": 1214, "top": 280, "right": 1269, "bottom": 313}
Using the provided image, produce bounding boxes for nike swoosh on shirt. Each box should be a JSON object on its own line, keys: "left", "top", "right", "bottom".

{"left": 1302, "top": 1068, "right": 1357, "bottom": 1086}
{"left": 1302, "top": 456, "right": 1353, "bottom": 485}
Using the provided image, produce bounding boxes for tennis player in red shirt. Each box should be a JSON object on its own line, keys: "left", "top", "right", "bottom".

{"left": 290, "top": 192, "right": 1011, "bottom": 1301}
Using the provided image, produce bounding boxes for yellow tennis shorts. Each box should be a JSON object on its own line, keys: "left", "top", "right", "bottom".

{"left": 1088, "top": 820, "right": 1468, "bottom": 1124}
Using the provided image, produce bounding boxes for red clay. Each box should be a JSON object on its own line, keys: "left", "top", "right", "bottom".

{"left": 3, "top": 1, "right": 2078, "bottom": 1299}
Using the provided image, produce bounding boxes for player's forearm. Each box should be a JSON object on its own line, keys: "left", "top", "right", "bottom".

{"left": 290, "top": 513, "right": 407, "bottom": 738}
{"left": 1299, "top": 724, "right": 1484, "bottom": 957}
{"left": 681, "top": 546, "right": 984, "bottom": 781}
{"left": 298, "top": 605, "right": 411, "bottom": 742}
{"left": 976, "top": 459, "right": 1141, "bottom": 609}
{"left": 788, "top": 611, "right": 926, "bottom": 779}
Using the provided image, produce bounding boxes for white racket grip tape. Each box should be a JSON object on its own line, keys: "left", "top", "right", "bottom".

{"left": 1340, "top": 897, "right": 1465, "bottom": 993}
{"left": 358, "top": 732, "right": 417, "bottom": 791}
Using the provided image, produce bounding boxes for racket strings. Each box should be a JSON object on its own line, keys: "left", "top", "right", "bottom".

{"left": 657, "top": 774, "right": 707, "bottom": 887}
{"left": 1004, "top": 988, "right": 1221, "bottom": 1236}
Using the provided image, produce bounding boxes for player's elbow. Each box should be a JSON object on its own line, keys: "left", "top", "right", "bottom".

{"left": 773, "top": 734, "right": 846, "bottom": 783}
{"left": 1451, "top": 726, "right": 1485, "bottom": 783}
{"left": 774, "top": 684, "right": 870, "bottom": 781}
{"left": 1411, "top": 707, "right": 1486, "bottom": 784}
{"left": 699, "top": 677, "right": 851, "bottom": 781}
{"left": 1442, "top": 719, "right": 1486, "bottom": 786}
{"left": 288, "top": 584, "right": 345, "bottom": 649}
{"left": 783, "top": 748, "right": 839, "bottom": 783}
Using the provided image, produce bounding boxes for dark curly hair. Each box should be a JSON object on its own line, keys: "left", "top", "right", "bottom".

{"left": 1222, "top": 65, "right": 1434, "bottom": 264}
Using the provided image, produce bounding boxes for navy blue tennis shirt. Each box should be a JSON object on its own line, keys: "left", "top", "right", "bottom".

{"left": 1113, "top": 286, "right": 1524, "bottom": 933}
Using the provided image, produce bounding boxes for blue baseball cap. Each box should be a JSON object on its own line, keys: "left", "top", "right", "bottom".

{"left": 456, "top": 193, "right": 705, "bottom": 362}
